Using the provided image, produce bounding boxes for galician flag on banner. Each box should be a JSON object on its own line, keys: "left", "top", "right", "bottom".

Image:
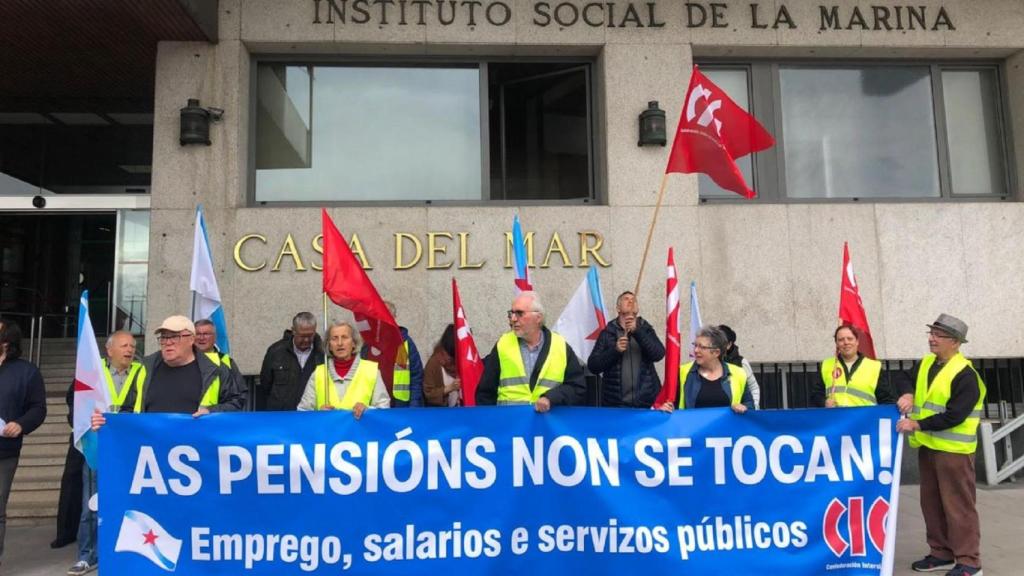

{"left": 73, "top": 291, "right": 110, "bottom": 469}
{"left": 685, "top": 281, "right": 703, "bottom": 360}
{"left": 115, "top": 510, "right": 183, "bottom": 572}
{"left": 553, "top": 267, "right": 609, "bottom": 363}
{"left": 838, "top": 241, "right": 877, "bottom": 359}
{"left": 512, "top": 215, "right": 533, "bottom": 294}
{"left": 665, "top": 65, "right": 775, "bottom": 199}
{"left": 189, "top": 205, "right": 230, "bottom": 354}
{"left": 452, "top": 279, "right": 483, "bottom": 407}
{"left": 653, "top": 248, "right": 681, "bottom": 407}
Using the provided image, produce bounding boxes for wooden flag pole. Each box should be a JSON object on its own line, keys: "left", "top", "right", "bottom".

{"left": 634, "top": 173, "right": 671, "bottom": 295}
{"left": 322, "top": 291, "right": 329, "bottom": 410}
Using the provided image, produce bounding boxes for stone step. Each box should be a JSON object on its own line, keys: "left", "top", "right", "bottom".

{"left": 7, "top": 487, "right": 60, "bottom": 508}
{"left": 32, "top": 422, "right": 71, "bottom": 437}
{"left": 23, "top": 432, "right": 68, "bottom": 446}
{"left": 13, "top": 464, "right": 64, "bottom": 482}
{"left": 18, "top": 442, "right": 68, "bottom": 458}
{"left": 18, "top": 455, "right": 66, "bottom": 467}
{"left": 11, "top": 478, "right": 61, "bottom": 491}
{"left": 7, "top": 504, "right": 58, "bottom": 519}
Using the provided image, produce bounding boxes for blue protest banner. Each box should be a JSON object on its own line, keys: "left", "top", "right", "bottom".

{"left": 99, "top": 406, "right": 902, "bottom": 575}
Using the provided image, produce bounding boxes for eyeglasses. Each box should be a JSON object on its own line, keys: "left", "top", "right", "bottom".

{"left": 927, "top": 331, "right": 956, "bottom": 340}
{"left": 692, "top": 343, "right": 718, "bottom": 351}
{"left": 507, "top": 309, "right": 535, "bottom": 319}
{"left": 157, "top": 332, "right": 191, "bottom": 343}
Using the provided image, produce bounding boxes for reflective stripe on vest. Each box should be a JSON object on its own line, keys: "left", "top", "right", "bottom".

{"left": 314, "top": 359, "right": 379, "bottom": 410}
{"left": 677, "top": 361, "right": 747, "bottom": 409}
{"left": 105, "top": 361, "right": 142, "bottom": 411}
{"left": 132, "top": 355, "right": 223, "bottom": 413}
{"left": 496, "top": 331, "right": 568, "bottom": 406}
{"left": 392, "top": 341, "right": 411, "bottom": 402}
{"left": 909, "top": 353, "right": 986, "bottom": 454}
{"left": 820, "top": 357, "right": 882, "bottom": 407}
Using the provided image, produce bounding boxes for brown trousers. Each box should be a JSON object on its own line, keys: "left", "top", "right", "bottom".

{"left": 918, "top": 446, "right": 981, "bottom": 568}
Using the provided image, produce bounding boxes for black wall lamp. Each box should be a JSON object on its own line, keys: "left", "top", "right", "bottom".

{"left": 638, "top": 101, "right": 666, "bottom": 147}
{"left": 180, "top": 98, "right": 224, "bottom": 146}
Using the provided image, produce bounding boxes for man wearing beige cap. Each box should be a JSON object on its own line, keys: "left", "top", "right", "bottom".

{"left": 896, "top": 313, "right": 986, "bottom": 576}
{"left": 92, "top": 316, "right": 244, "bottom": 423}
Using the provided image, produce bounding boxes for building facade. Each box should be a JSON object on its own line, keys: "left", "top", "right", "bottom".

{"left": 4, "top": 0, "right": 1024, "bottom": 373}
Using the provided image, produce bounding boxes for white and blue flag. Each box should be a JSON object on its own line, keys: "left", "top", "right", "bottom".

{"left": 189, "top": 205, "right": 229, "bottom": 354}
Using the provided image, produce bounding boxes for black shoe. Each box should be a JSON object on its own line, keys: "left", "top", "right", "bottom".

{"left": 50, "top": 538, "right": 75, "bottom": 549}
{"left": 945, "top": 565, "right": 982, "bottom": 576}
{"left": 912, "top": 555, "right": 956, "bottom": 572}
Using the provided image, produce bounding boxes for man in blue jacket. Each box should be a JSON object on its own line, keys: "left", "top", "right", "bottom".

{"left": 587, "top": 292, "right": 665, "bottom": 407}
{"left": 0, "top": 320, "right": 47, "bottom": 564}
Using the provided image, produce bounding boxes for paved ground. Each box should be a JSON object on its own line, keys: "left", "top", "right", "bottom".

{"left": 3, "top": 483, "right": 1020, "bottom": 575}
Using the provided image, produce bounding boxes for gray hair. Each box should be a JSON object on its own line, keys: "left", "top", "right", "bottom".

{"left": 519, "top": 291, "right": 545, "bottom": 316}
{"left": 292, "top": 312, "right": 317, "bottom": 331}
{"left": 194, "top": 318, "right": 215, "bottom": 330}
{"left": 327, "top": 320, "right": 361, "bottom": 350}
{"left": 696, "top": 325, "right": 729, "bottom": 357}
{"left": 105, "top": 330, "right": 136, "bottom": 348}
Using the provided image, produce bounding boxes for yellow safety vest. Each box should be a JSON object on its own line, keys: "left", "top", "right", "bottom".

{"left": 205, "top": 350, "right": 232, "bottom": 368}
{"left": 132, "top": 355, "right": 223, "bottom": 413}
{"left": 820, "top": 357, "right": 882, "bottom": 407}
{"left": 104, "top": 360, "right": 142, "bottom": 411}
{"left": 909, "top": 353, "right": 986, "bottom": 454}
{"left": 496, "top": 331, "right": 567, "bottom": 406}
{"left": 392, "top": 341, "right": 411, "bottom": 402}
{"left": 678, "top": 361, "right": 747, "bottom": 409}
{"left": 313, "top": 359, "right": 380, "bottom": 410}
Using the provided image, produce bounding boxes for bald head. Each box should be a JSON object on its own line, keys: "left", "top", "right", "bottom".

{"left": 105, "top": 330, "right": 137, "bottom": 371}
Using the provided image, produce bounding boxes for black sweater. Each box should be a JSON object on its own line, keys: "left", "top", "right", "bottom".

{"left": 0, "top": 358, "right": 47, "bottom": 458}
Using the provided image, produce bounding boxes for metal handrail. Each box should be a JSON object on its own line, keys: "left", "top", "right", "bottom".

{"left": 980, "top": 409, "right": 1024, "bottom": 485}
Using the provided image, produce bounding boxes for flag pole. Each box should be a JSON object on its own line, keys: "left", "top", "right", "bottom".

{"left": 322, "top": 291, "right": 329, "bottom": 410}
{"left": 634, "top": 173, "right": 671, "bottom": 294}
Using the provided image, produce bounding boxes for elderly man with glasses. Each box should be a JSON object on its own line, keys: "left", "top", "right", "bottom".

{"left": 475, "top": 291, "right": 586, "bottom": 411}
{"left": 895, "top": 314, "right": 986, "bottom": 576}
{"left": 92, "top": 316, "right": 245, "bottom": 423}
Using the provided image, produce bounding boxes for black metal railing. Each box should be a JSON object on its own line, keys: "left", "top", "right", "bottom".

{"left": 752, "top": 357, "right": 1024, "bottom": 419}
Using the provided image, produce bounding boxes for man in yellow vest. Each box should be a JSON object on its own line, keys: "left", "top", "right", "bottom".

{"left": 896, "top": 314, "right": 985, "bottom": 576}
{"left": 297, "top": 321, "right": 390, "bottom": 418}
{"left": 194, "top": 319, "right": 244, "bottom": 401}
{"left": 92, "top": 316, "right": 245, "bottom": 425}
{"left": 69, "top": 330, "right": 142, "bottom": 575}
{"left": 362, "top": 301, "right": 423, "bottom": 408}
{"left": 475, "top": 291, "right": 586, "bottom": 411}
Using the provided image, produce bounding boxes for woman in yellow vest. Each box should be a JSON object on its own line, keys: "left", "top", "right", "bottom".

{"left": 296, "top": 321, "right": 390, "bottom": 418}
{"left": 815, "top": 324, "right": 887, "bottom": 408}
{"left": 659, "top": 325, "right": 753, "bottom": 413}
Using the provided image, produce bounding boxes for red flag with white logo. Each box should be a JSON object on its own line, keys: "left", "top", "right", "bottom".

{"left": 665, "top": 65, "right": 775, "bottom": 198}
{"left": 322, "top": 209, "right": 402, "bottom": 389}
{"left": 653, "top": 248, "right": 681, "bottom": 407}
{"left": 452, "top": 279, "right": 483, "bottom": 406}
{"left": 838, "top": 242, "right": 876, "bottom": 359}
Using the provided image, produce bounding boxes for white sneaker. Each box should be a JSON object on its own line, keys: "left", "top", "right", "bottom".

{"left": 67, "top": 560, "right": 97, "bottom": 575}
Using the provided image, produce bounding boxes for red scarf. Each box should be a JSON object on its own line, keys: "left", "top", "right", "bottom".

{"left": 333, "top": 357, "right": 355, "bottom": 378}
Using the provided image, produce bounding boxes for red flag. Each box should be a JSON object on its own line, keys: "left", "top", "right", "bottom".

{"left": 321, "top": 209, "right": 403, "bottom": 390}
{"left": 838, "top": 242, "right": 876, "bottom": 359}
{"left": 452, "top": 279, "right": 483, "bottom": 407}
{"left": 665, "top": 65, "right": 775, "bottom": 198}
{"left": 653, "top": 248, "right": 681, "bottom": 407}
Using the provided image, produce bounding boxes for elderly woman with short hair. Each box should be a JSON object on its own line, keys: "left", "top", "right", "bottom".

{"left": 659, "top": 325, "right": 754, "bottom": 413}
{"left": 297, "top": 321, "right": 390, "bottom": 418}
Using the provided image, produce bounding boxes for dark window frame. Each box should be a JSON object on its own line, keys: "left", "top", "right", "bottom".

{"left": 247, "top": 54, "right": 599, "bottom": 207}
{"left": 698, "top": 60, "right": 1016, "bottom": 204}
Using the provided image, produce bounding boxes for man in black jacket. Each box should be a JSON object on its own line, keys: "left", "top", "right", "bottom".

{"left": 475, "top": 291, "right": 586, "bottom": 411}
{"left": 587, "top": 291, "right": 665, "bottom": 407}
{"left": 258, "top": 312, "right": 324, "bottom": 411}
{"left": 0, "top": 320, "right": 47, "bottom": 563}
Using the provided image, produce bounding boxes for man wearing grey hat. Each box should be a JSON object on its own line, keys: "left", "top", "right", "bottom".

{"left": 895, "top": 313, "right": 986, "bottom": 576}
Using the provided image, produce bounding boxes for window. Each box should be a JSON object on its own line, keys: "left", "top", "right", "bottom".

{"left": 253, "top": 60, "right": 594, "bottom": 204}
{"left": 698, "top": 63, "right": 1011, "bottom": 201}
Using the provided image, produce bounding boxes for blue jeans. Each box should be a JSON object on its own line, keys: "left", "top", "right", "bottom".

{"left": 77, "top": 464, "right": 98, "bottom": 565}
